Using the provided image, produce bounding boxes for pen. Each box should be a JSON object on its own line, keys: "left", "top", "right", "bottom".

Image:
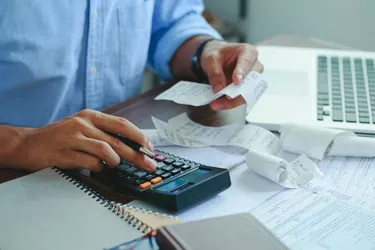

{"left": 109, "top": 133, "right": 154, "bottom": 158}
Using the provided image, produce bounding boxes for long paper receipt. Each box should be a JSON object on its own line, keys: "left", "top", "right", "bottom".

{"left": 155, "top": 71, "right": 267, "bottom": 113}
{"left": 151, "top": 113, "right": 322, "bottom": 188}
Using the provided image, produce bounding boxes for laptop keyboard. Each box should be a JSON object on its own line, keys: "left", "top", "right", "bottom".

{"left": 317, "top": 56, "right": 375, "bottom": 123}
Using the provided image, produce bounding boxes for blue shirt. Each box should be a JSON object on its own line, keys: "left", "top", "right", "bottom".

{"left": 0, "top": 0, "right": 221, "bottom": 127}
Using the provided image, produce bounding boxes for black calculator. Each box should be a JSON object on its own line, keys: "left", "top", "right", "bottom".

{"left": 91, "top": 149, "right": 231, "bottom": 212}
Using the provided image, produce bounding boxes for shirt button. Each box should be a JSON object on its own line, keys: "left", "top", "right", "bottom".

{"left": 91, "top": 67, "right": 97, "bottom": 74}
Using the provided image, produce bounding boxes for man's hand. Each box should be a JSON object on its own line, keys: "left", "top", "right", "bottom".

{"left": 200, "top": 40, "right": 264, "bottom": 111}
{"left": 9, "top": 109, "right": 156, "bottom": 172}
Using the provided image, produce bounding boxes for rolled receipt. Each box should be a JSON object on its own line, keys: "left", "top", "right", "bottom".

{"left": 279, "top": 123, "right": 375, "bottom": 160}
{"left": 246, "top": 150, "right": 323, "bottom": 188}
{"left": 155, "top": 71, "right": 267, "bottom": 114}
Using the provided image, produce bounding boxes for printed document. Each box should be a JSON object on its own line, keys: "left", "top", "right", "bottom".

{"left": 252, "top": 188, "right": 375, "bottom": 250}
{"left": 152, "top": 114, "right": 322, "bottom": 188}
{"left": 155, "top": 71, "right": 267, "bottom": 114}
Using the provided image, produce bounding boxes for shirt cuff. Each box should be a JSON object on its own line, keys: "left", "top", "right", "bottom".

{"left": 152, "top": 14, "right": 222, "bottom": 81}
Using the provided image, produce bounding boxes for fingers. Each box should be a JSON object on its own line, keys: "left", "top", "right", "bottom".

{"left": 79, "top": 126, "right": 156, "bottom": 171}
{"left": 210, "top": 96, "right": 245, "bottom": 111}
{"left": 201, "top": 54, "right": 227, "bottom": 93}
{"left": 77, "top": 109, "right": 153, "bottom": 151}
{"left": 72, "top": 136, "right": 121, "bottom": 167}
{"left": 59, "top": 151, "right": 105, "bottom": 173}
{"left": 232, "top": 45, "right": 259, "bottom": 85}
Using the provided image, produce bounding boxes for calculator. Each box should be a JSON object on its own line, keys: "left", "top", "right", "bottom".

{"left": 91, "top": 149, "right": 231, "bottom": 212}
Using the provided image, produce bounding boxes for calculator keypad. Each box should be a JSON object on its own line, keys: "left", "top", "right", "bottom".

{"left": 111, "top": 151, "right": 197, "bottom": 191}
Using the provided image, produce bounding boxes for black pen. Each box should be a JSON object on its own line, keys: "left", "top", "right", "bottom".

{"left": 109, "top": 133, "right": 154, "bottom": 158}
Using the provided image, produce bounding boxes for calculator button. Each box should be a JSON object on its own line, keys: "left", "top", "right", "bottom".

{"left": 151, "top": 177, "right": 162, "bottom": 184}
{"left": 139, "top": 182, "right": 151, "bottom": 189}
{"left": 172, "top": 162, "right": 184, "bottom": 168}
{"left": 124, "top": 167, "right": 138, "bottom": 175}
{"left": 154, "top": 155, "right": 167, "bottom": 162}
{"left": 145, "top": 174, "right": 156, "bottom": 181}
{"left": 155, "top": 170, "right": 165, "bottom": 176}
{"left": 157, "top": 162, "right": 166, "bottom": 168}
{"left": 119, "top": 162, "right": 130, "bottom": 170}
{"left": 181, "top": 165, "right": 191, "bottom": 171}
{"left": 171, "top": 169, "right": 181, "bottom": 175}
{"left": 162, "top": 165, "right": 174, "bottom": 172}
{"left": 133, "top": 171, "right": 147, "bottom": 179}
{"left": 163, "top": 158, "right": 176, "bottom": 165}
{"left": 161, "top": 172, "right": 171, "bottom": 179}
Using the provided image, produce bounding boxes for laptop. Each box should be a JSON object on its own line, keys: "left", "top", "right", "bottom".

{"left": 246, "top": 45, "right": 375, "bottom": 135}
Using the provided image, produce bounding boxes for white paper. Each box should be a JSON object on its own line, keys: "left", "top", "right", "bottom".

{"left": 155, "top": 81, "right": 214, "bottom": 106}
{"left": 168, "top": 113, "right": 241, "bottom": 146}
{"left": 151, "top": 117, "right": 206, "bottom": 148}
{"left": 166, "top": 113, "right": 278, "bottom": 152}
{"left": 142, "top": 129, "right": 173, "bottom": 147}
{"left": 227, "top": 124, "right": 280, "bottom": 155}
{"left": 312, "top": 156, "right": 375, "bottom": 205}
{"left": 246, "top": 150, "right": 323, "bottom": 188}
{"left": 154, "top": 115, "right": 322, "bottom": 188}
{"left": 251, "top": 188, "right": 375, "bottom": 250}
{"left": 155, "top": 71, "right": 267, "bottom": 113}
{"left": 279, "top": 123, "right": 375, "bottom": 160}
{"left": 328, "top": 134, "right": 375, "bottom": 157}
{"left": 158, "top": 146, "right": 247, "bottom": 170}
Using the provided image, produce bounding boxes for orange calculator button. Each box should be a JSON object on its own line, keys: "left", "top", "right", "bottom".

{"left": 139, "top": 182, "right": 151, "bottom": 189}
{"left": 151, "top": 177, "right": 162, "bottom": 184}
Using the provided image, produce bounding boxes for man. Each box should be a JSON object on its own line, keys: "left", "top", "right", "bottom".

{"left": 0, "top": 0, "right": 263, "bottom": 173}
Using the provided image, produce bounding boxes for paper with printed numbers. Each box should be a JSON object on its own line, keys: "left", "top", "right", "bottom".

{"left": 155, "top": 71, "right": 267, "bottom": 113}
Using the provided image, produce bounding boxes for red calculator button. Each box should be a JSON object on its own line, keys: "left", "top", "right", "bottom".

{"left": 154, "top": 155, "right": 167, "bottom": 162}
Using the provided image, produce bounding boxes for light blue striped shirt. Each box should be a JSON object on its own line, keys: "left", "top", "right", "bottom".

{"left": 0, "top": 0, "right": 221, "bottom": 127}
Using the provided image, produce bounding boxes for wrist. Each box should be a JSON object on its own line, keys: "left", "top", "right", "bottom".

{"left": 0, "top": 126, "right": 34, "bottom": 169}
{"left": 191, "top": 38, "right": 217, "bottom": 82}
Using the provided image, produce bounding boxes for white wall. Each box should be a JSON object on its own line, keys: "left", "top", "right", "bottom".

{"left": 204, "top": 0, "right": 375, "bottom": 51}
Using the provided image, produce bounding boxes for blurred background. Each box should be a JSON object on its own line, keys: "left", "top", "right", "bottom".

{"left": 141, "top": 0, "right": 374, "bottom": 92}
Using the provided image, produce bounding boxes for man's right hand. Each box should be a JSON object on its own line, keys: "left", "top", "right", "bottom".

{"left": 4, "top": 109, "right": 156, "bottom": 172}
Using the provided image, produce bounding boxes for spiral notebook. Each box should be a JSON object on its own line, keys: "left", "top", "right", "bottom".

{"left": 0, "top": 167, "right": 181, "bottom": 250}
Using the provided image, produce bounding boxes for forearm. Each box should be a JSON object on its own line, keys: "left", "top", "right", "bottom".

{"left": 170, "top": 35, "right": 212, "bottom": 81}
{"left": 0, "top": 125, "right": 30, "bottom": 169}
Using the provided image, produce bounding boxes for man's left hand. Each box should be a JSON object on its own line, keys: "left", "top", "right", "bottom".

{"left": 200, "top": 40, "right": 264, "bottom": 111}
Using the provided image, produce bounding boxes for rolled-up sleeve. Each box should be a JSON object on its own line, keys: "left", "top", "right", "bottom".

{"left": 147, "top": 0, "right": 222, "bottom": 80}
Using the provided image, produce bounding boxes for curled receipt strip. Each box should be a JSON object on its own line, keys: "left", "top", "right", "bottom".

{"left": 150, "top": 113, "right": 323, "bottom": 188}
{"left": 155, "top": 71, "right": 267, "bottom": 114}
{"left": 279, "top": 123, "right": 375, "bottom": 160}
{"left": 150, "top": 114, "right": 375, "bottom": 188}
{"left": 246, "top": 150, "right": 323, "bottom": 188}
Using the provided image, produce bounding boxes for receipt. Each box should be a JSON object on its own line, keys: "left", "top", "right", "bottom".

{"left": 227, "top": 125, "right": 280, "bottom": 155}
{"left": 279, "top": 123, "right": 375, "bottom": 160}
{"left": 163, "top": 113, "right": 278, "bottom": 152}
{"left": 152, "top": 114, "right": 323, "bottom": 188}
{"left": 168, "top": 113, "right": 241, "bottom": 146}
{"left": 151, "top": 117, "right": 206, "bottom": 148}
{"left": 155, "top": 71, "right": 267, "bottom": 113}
{"left": 152, "top": 114, "right": 375, "bottom": 189}
{"left": 142, "top": 129, "right": 173, "bottom": 147}
{"left": 246, "top": 150, "right": 323, "bottom": 188}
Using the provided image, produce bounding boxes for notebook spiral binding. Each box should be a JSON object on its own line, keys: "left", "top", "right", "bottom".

{"left": 52, "top": 167, "right": 180, "bottom": 233}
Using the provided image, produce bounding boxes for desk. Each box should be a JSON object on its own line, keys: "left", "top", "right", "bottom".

{"left": 0, "top": 34, "right": 344, "bottom": 200}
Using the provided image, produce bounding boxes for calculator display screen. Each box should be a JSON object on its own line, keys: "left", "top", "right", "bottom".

{"left": 156, "top": 169, "right": 209, "bottom": 192}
